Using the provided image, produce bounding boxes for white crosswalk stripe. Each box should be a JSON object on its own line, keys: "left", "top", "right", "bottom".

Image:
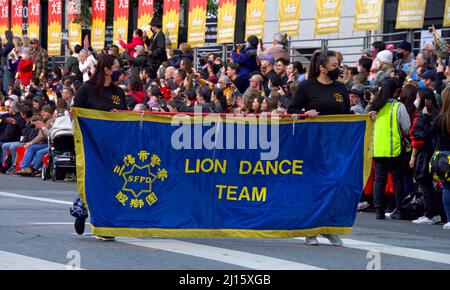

{"left": 0, "top": 250, "right": 83, "bottom": 270}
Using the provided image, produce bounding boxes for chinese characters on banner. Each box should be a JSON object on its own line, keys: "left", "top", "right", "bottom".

{"left": 0, "top": 0, "right": 8, "bottom": 37}
{"left": 114, "top": 0, "right": 129, "bottom": 51}
{"left": 315, "top": 0, "right": 342, "bottom": 35}
{"left": 354, "top": 0, "right": 384, "bottom": 32}
{"left": 68, "top": 0, "right": 82, "bottom": 46}
{"left": 278, "top": 0, "right": 301, "bottom": 37}
{"left": 138, "top": 0, "right": 154, "bottom": 34}
{"left": 395, "top": 0, "right": 426, "bottom": 29}
{"left": 444, "top": 0, "right": 450, "bottom": 27}
{"left": 11, "top": 0, "right": 23, "bottom": 37}
{"left": 188, "top": 0, "right": 207, "bottom": 47}
{"left": 245, "top": 0, "right": 265, "bottom": 39}
{"left": 91, "top": 0, "right": 107, "bottom": 50}
{"left": 28, "top": 0, "right": 40, "bottom": 39}
{"left": 48, "top": 0, "right": 62, "bottom": 56}
{"left": 163, "top": 0, "right": 180, "bottom": 48}
{"left": 217, "top": 0, "right": 237, "bottom": 44}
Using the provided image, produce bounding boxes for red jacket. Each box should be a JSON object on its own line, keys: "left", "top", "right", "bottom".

{"left": 129, "top": 90, "right": 146, "bottom": 104}
{"left": 409, "top": 112, "right": 424, "bottom": 150}
{"left": 119, "top": 36, "right": 145, "bottom": 55}
{"left": 17, "top": 58, "right": 34, "bottom": 85}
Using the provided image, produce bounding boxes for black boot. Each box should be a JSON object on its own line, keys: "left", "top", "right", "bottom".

{"left": 376, "top": 207, "right": 385, "bottom": 220}
{"left": 74, "top": 217, "right": 86, "bottom": 235}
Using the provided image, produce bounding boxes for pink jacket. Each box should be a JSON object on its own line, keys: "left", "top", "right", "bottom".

{"left": 120, "top": 36, "right": 145, "bottom": 55}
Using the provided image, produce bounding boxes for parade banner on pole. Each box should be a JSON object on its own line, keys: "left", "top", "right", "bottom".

{"left": 395, "top": 0, "right": 426, "bottom": 29}
{"left": 217, "top": 0, "right": 237, "bottom": 44}
{"left": 48, "top": 0, "right": 62, "bottom": 56}
{"left": 27, "top": 0, "right": 40, "bottom": 39}
{"left": 68, "top": 0, "right": 82, "bottom": 46}
{"left": 0, "top": 0, "right": 8, "bottom": 36}
{"left": 138, "top": 0, "right": 154, "bottom": 34}
{"left": 91, "top": 0, "right": 107, "bottom": 50}
{"left": 188, "top": 0, "right": 207, "bottom": 48}
{"left": 245, "top": 0, "right": 265, "bottom": 39}
{"left": 315, "top": 0, "right": 342, "bottom": 35}
{"left": 11, "top": 0, "right": 23, "bottom": 37}
{"left": 163, "top": 0, "right": 180, "bottom": 48}
{"left": 354, "top": 0, "right": 383, "bottom": 32}
{"left": 114, "top": 0, "right": 129, "bottom": 52}
{"left": 444, "top": 0, "right": 450, "bottom": 27}
{"left": 73, "top": 108, "right": 373, "bottom": 238}
{"left": 278, "top": 0, "right": 301, "bottom": 37}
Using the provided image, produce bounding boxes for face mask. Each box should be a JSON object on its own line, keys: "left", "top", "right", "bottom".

{"left": 414, "top": 98, "right": 420, "bottom": 109}
{"left": 357, "top": 66, "right": 362, "bottom": 73}
{"left": 327, "top": 68, "right": 340, "bottom": 81}
{"left": 216, "top": 83, "right": 222, "bottom": 89}
{"left": 418, "top": 80, "right": 425, "bottom": 89}
{"left": 49, "top": 94, "right": 55, "bottom": 101}
{"left": 111, "top": 70, "right": 121, "bottom": 82}
{"left": 397, "top": 52, "right": 404, "bottom": 59}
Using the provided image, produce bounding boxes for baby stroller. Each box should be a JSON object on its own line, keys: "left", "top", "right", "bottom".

{"left": 42, "top": 115, "right": 76, "bottom": 181}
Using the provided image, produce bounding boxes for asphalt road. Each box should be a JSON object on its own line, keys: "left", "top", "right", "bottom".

{"left": 1, "top": 174, "right": 450, "bottom": 270}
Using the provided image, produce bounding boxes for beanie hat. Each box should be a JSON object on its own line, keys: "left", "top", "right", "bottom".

{"left": 377, "top": 50, "right": 393, "bottom": 64}
{"left": 398, "top": 40, "right": 412, "bottom": 53}
{"left": 41, "top": 105, "right": 54, "bottom": 115}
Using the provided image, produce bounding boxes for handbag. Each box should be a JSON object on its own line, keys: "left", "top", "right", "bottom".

{"left": 429, "top": 151, "right": 450, "bottom": 182}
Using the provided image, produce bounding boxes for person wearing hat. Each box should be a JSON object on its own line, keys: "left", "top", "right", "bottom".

{"left": 30, "top": 38, "right": 48, "bottom": 80}
{"left": 144, "top": 17, "right": 167, "bottom": 72}
{"left": 373, "top": 50, "right": 394, "bottom": 90}
{"left": 394, "top": 40, "right": 416, "bottom": 78}
{"left": 230, "top": 35, "right": 259, "bottom": 83}
{"left": 1, "top": 31, "right": 14, "bottom": 94}
{"left": 16, "top": 105, "right": 55, "bottom": 176}
{"left": 258, "top": 32, "right": 289, "bottom": 61}
{"left": 349, "top": 84, "right": 366, "bottom": 114}
{"left": 123, "top": 44, "right": 148, "bottom": 80}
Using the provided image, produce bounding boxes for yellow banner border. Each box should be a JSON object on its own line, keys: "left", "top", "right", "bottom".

{"left": 73, "top": 107, "right": 373, "bottom": 238}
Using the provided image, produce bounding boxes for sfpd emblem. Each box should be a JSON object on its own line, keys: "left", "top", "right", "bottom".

{"left": 113, "top": 151, "right": 168, "bottom": 209}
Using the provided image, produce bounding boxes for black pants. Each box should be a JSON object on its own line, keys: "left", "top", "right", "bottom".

{"left": 417, "top": 179, "right": 440, "bottom": 219}
{"left": 373, "top": 157, "right": 404, "bottom": 211}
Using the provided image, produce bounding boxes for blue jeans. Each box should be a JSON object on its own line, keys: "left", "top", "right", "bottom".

{"left": 32, "top": 147, "right": 49, "bottom": 170}
{"left": 1, "top": 141, "right": 22, "bottom": 167}
{"left": 20, "top": 144, "right": 48, "bottom": 169}
{"left": 2, "top": 64, "right": 11, "bottom": 93}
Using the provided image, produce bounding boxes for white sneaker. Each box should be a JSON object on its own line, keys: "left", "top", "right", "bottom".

{"left": 304, "top": 236, "right": 319, "bottom": 246}
{"left": 322, "top": 234, "right": 344, "bottom": 247}
{"left": 443, "top": 223, "right": 450, "bottom": 230}
{"left": 357, "top": 201, "right": 370, "bottom": 211}
{"left": 412, "top": 216, "right": 441, "bottom": 225}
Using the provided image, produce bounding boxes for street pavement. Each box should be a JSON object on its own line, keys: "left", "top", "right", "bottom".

{"left": 1, "top": 174, "right": 450, "bottom": 270}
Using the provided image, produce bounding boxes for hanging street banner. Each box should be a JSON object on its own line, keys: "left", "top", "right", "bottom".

{"left": 444, "top": 0, "right": 450, "bottom": 27}
{"left": 73, "top": 108, "right": 373, "bottom": 238}
{"left": 68, "top": 0, "right": 82, "bottom": 46}
{"left": 217, "top": 0, "right": 237, "bottom": 44}
{"left": 315, "top": 0, "right": 342, "bottom": 35}
{"left": 354, "top": 0, "right": 384, "bottom": 32}
{"left": 48, "top": 0, "right": 62, "bottom": 56}
{"left": 114, "top": 0, "right": 129, "bottom": 52}
{"left": 395, "top": 0, "right": 426, "bottom": 29}
{"left": 138, "top": 0, "right": 154, "bottom": 34}
{"left": 11, "top": 0, "right": 23, "bottom": 37}
{"left": 245, "top": 0, "right": 265, "bottom": 40}
{"left": 188, "top": 0, "right": 207, "bottom": 47}
{"left": 163, "top": 0, "right": 180, "bottom": 48}
{"left": 0, "top": 0, "right": 8, "bottom": 37}
{"left": 91, "top": 0, "right": 107, "bottom": 50}
{"left": 27, "top": 0, "right": 40, "bottom": 39}
{"left": 278, "top": 0, "right": 301, "bottom": 37}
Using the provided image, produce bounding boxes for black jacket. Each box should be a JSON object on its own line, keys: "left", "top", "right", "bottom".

{"left": 124, "top": 52, "right": 148, "bottom": 80}
{"left": 145, "top": 31, "right": 167, "bottom": 70}
{"left": 0, "top": 114, "right": 24, "bottom": 142}
{"left": 21, "top": 121, "right": 39, "bottom": 143}
{"left": 412, "top": 112, "right": 437, "bottom": 181}
{"left": 1, "top": 40, "right": 14, "bottom": 66}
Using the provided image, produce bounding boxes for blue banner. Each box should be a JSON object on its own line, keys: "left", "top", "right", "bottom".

{"left": 73, "top": 108, "right": 373, "bottom": 238}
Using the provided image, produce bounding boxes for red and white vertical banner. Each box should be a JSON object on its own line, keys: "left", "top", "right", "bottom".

{"left": 187, "top": 0, "right": 207, "bottom": 47}
{"left": 163, "top": 0, "right": 180, "bottom": 48}
{"left": 91, "top": 0, "right": 107, "bottom": 50}
{"left": 0, "top": 0, "right": 9, "bottom": 36}
{"left": 68, "top": 0, "right": 82, "bottom": 46}
{"left": 11, "top": 0, "right": 23, "bottom": 37}
{"left": 138, "top": 0, "right": 154, "bottom": 34}
{"left": 114, "top": 0, "right": 129, "bottom": 51}
{"left": 48, "top": 0, "right": 62, "bottom": 56}
{"left": 27, "top": 0, "right": 40, "bottom": 39}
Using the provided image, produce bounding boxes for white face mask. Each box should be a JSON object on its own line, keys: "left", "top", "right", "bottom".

{"left": 216, "top": 83, "right": 222, "bottom": 89}
{"left": 414, "top": 98, "right": 420, "bottom": 109}
{"left": 357, "top": 66, "right": 362, "bottom": 73}
{"left": 49, "top": 94, "right": 55, "bottom": 101}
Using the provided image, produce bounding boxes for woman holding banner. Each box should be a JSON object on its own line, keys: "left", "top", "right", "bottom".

{"left": 71, "top": 54, "right": 127, "bottom": 241}
{"left": 287, "top": 50, "right": 351, "bottom": 246}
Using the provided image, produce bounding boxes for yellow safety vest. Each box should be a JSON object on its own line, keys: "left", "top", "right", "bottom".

{"left": 374, "top": 101, "right": 402, "bottom": 158}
